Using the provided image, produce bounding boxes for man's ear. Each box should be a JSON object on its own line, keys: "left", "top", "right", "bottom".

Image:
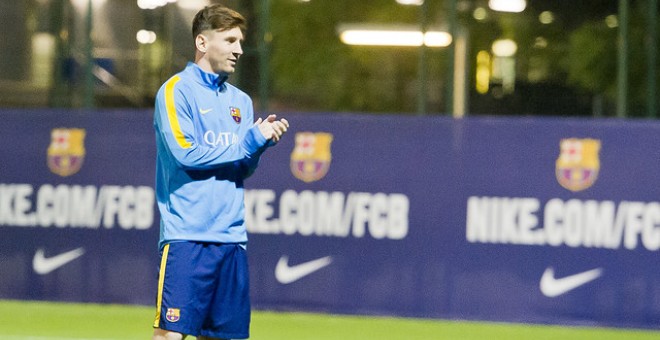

{"left": 195, "top": 34, "right": 207, "bottom": 53}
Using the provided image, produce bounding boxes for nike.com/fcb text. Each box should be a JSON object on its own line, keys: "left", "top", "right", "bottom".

{"left": 0, "top": 183, "right": 154, "bottom": 229}
{"left": 245, "top": 189, "right": 409, "bottom": 240}
{"left": 466, "top": 196, "right": 660, "bottom": 251}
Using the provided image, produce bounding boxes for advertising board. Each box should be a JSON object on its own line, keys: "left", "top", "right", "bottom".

{"left": 0, "top": 110, "right": 658, "bottom": 329}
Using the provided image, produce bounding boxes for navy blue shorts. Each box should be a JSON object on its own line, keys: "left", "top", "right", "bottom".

{"left": 153, "top": 241, "right": 250, "bottom": 339}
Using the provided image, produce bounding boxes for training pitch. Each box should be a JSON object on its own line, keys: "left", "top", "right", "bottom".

{"left": 1, "top": 300, "right": 658, "bottom": 339}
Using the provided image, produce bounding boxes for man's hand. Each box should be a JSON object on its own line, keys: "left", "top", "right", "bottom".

{"left": 255, "top": 114, "right": 289, "bottom": 143}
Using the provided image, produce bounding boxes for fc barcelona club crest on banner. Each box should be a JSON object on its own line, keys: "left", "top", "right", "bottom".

{"left": 47, "top": 128, "right": 86, "bottom": 177}
{"left": 290, "top": 132, "right": 333, "bottom": 183}
{"left": 229, "top": 106, "right": 241, "bottom": 123}
{"left": 555, "top": 138, "right": 601, "bottom": 192}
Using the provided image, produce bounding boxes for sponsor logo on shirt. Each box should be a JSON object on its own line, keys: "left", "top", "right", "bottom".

{"left": 203, "top": 131, "right": 238, "bottom": 147}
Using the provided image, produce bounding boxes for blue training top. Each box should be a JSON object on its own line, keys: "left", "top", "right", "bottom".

{"left": 154, "top": 62, "right": 268, "bottom": 249}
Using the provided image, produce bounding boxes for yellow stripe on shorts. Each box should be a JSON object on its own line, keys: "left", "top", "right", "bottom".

{"left": 153, "top": 243, "right": 170, "bottom": 328}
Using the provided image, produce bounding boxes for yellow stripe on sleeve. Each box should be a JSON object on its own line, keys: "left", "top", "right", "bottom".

{"left": 164, "top": 76, "right": 192, "bottom": 149}
{"left": 153, "top": 243, "right": 170, "bottom": 328}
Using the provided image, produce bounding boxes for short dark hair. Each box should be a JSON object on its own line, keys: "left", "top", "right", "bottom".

{"left": 192, "top": 4, "right": 246, "bottom": 39}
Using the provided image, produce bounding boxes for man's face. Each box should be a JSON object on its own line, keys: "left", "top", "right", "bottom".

{"left": 199, "top": 27, "right": 244, "bottom": 74}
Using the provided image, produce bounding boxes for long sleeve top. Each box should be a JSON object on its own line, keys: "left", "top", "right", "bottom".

{"left": 154, "top": 62, "right": 268, "bottom": 249}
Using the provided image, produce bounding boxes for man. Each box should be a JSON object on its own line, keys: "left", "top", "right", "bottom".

{"left": 152, "top": 4, "right": 289, "bottom": 340}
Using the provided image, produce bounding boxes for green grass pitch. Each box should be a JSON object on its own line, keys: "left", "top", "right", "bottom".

{"left": 1, "top": 299, "right": 658, "bottom": 339}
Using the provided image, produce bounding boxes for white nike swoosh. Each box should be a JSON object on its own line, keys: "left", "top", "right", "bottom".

{"left": 199, "top": 108, "right": 212, "bottom": 114}
{"left": 540, "top": 267, "right": 603, "bottom": 298}
{"left": 275, "top": 255, "right": 333, "bottom": 284}
{"left": 33, "top": 247, "right": 85, "bottom": 275}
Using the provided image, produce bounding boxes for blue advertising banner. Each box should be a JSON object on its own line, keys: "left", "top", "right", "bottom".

{"left": 245, "top": 114, "right": 660, "bottom": 329}
{"left": 0, "top": 109, "right": 157, "bottom": 305}
{"left": 0, "top": 109, "right": 658, "bottom": 329}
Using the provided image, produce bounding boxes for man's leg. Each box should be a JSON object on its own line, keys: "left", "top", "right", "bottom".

{"left": 201, "top": 244, "right": 250, "bottom": 340}
{"left": 197, "top": 336, "right": 227, "bottom": 340}
{"left": 153, "top": 243, "right": 215, "bottom": 338}
{"left": 152, "top": 328, "right": 186, "bottom": 340}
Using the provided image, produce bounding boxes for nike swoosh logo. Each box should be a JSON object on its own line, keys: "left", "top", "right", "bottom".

{"left": 275, "top": 255, "right": 333, "bottom": 284}
{"left": 540, "top": 267, "right": 603, "bottom": 298}
{"left": 33, "top": 247, "right": 85, "bottom": 275}
{"left": 199, "top": 108, "right": 212, "bottom": 114}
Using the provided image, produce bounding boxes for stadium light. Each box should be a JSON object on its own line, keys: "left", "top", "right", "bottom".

{"left": 395, "top": 0, "right": 424, "bottom": 5}
{"left": 539, "top": 11, "right": 554, "bottom": 24}
{"left": 491, "top": 39, "right": 517, "bottom": 57}
{"left": 488, "top": 0, "right": 526, "bottom": 13}
{"left": 136, "top": 29, "right": 157, "bottom": 44}
{"left": 338, "top": 25, "right": 452, "bottom": 47}
{"left": 137, "top": 0, "right": 178, "bottom": 10}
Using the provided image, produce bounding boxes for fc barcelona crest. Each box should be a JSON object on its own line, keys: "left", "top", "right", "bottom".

{"left": 290, "top": 132, "right": 333, "bottom": 183}
{"left": 47, "top": 128, "right": 86, "bottom": 177}
{"left": 229, "top": 106, "right": 241, "bottom": 124}
{"left": 555, "top": 138, "right": 601, "bottom": 192}
{"left": 166, "top": 308, "right": 180, "bottom": 322}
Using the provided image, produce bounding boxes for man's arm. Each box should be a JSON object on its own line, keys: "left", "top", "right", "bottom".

{"left": 154, "top": 77, "right": 268, "bottom": 170}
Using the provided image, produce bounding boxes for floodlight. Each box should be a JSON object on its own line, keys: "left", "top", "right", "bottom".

{"left": 338, "top": 25, "right": 451, "bottom": 47}
{"left": 488, "top": 0, "right": 526, "bottom": 13}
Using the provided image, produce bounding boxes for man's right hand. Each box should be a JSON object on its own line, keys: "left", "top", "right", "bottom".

{"left": 255, "top": 114, "right": 289, "bottom": 143}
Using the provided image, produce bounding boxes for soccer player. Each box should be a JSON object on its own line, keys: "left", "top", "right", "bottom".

{"left": 151, "top": 4, "right": 289, "bottom": 340}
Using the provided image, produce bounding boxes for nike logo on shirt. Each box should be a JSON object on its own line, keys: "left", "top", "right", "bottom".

{"left": 33, "top": 247, "right": 85, "bottom": 275}
{"left": 275, "top": 255, "right": 333, "bottom": 284}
